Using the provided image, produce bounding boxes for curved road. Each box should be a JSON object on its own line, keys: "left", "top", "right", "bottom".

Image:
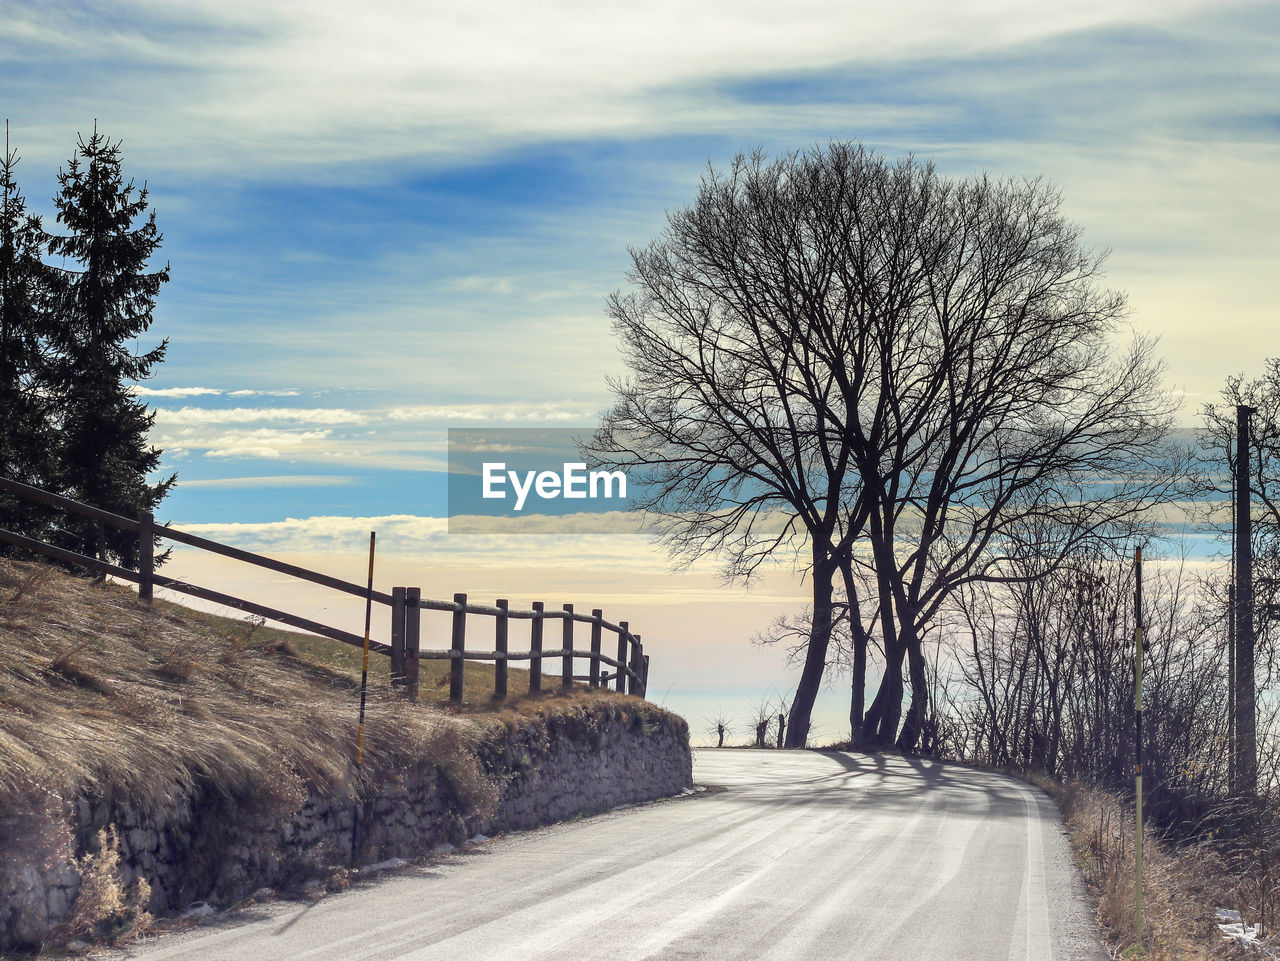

{"left": 117, "top": 750, "right": 1108, "bottom": 961}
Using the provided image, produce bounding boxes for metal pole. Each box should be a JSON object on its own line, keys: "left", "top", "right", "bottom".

{"left": 1134, "top": 545, "right": 1144, "bottom": 945}
{"left": 351, "top": 531, "right": 376, "bottom": 865}
{"left": 1236, "top": 404, "right": 1257, "bottom": 795}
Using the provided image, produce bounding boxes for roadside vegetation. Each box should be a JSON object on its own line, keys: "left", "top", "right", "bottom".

{"left": 0, "top": 555, "right": 659, "bottom": 952}
{"left": 1041, "top": 775, "right": 1280, "bottom": 961}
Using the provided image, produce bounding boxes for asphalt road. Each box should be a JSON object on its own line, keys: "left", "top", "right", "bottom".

{"left": 115, "top": 750, "right": 1108, "bottom": 961}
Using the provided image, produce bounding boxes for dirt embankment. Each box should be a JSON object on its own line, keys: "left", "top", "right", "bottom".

{"left": 0, "top": 559, "right": 690, "bottom": 955}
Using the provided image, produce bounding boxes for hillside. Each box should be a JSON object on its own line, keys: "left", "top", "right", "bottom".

{"left": 2, "top": 558, "right": 468, "bottom": 815}
{"left": 0, "top": 555, "right": 639, "bottom": 812}
{"left": 0, "top": 557, "right": 689, "bottom": 953}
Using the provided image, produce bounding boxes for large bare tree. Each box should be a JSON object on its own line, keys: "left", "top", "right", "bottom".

{"left": 590, "top": 142, "right": 1178, "bottom": 747}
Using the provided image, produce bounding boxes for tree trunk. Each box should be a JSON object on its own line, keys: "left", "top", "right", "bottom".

{"left": 861, "top": 556, "right": 905, "bottom": 748}
{"left": 862, "top": 638, "right": 905, "bottom": 747}
{"left": 841, "top": 560, "right": 867, "bottom": 748}
{"left": 896, "top": 632, "right": 929, "bottom": 751}
{"left": 850, "top": 636, "right": 867, "bottom": 749}
{"left": 786, "top": 553, "right": 837, "bottom": 747}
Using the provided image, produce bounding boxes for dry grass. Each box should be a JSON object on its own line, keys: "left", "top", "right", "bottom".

{"left": 0, "top": 556, "right": 678, "bottom": 955}
{"left": 167, "top": 597, "right": 615, "bottom": 715}
{"left": 1036, "top": 775, "right": 1280, "bottom": 960}
{"left": 0, "top": 557, "right": 499, "bottom": 817}
{"left": 0, "top": 558, "right": 653, "bottom": 814}
{"left": 67, "top": 827, "right": 153, "bottom": 943}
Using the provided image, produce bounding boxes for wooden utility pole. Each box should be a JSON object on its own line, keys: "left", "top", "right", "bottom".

{"left": 1134, "top": 546, "right": 1145, "bottom": 944}
{"left": 1235, "top": 404, "right": 1257, "bottom": 796}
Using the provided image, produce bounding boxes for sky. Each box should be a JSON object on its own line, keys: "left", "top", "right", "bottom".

{"left": 3, "top": 0, "right": 1278, "bottom": 742}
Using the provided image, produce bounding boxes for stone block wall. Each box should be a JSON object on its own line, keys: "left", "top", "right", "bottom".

{"left": 0, "top": 698, "right": 691, "bottom": 952}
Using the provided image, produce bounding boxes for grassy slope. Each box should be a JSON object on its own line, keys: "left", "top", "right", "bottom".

{"left": 0, "top": 557, "right": 643, "bottom": 815}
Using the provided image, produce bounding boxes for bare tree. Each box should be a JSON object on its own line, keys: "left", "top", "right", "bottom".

{"left": 590, "top": 142, "right": 1177, "bottom": 747}
{"left": 587, "top": 146, "right": 874, "bottom": 747}
{"left": 817, "top": 165, "right": 1181, "bottom": 749}
{"left": 946, "top": 540, "right": 1234, "bottom": 829}
{"left": 704, "top": 711, "right": 734, "bottom": 748}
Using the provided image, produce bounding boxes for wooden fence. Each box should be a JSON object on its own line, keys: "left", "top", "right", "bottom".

{"left": 0, "top": 476, "right": 650, "bottom": 702}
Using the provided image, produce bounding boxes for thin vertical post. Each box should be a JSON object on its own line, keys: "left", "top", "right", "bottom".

{"left": 351, "top": 531, "right": 376, "bottom": 865}
{"left": 530, "top": 601, "right": 544, "bottom": 694}
{"left": 628, "top": 635, "right": 642, "bottom": 696}
{"left": 562, "top": 603, "right": 574, "bottom": 689}
{"left": 1229, "top": 579, "right": 1236, "bottom": 792}
{"left": 1236, "top": 404, "right": 1257, "bottom": 795}
{"left": 589, "top": 609, "right": 603, "bottom": 688}
{"left": 616, "top": 621, "right": 629, "bottom": 693}
{"left": 642, "top": 654, "right": 650, "bottom": 698}
{"left": 137, "top": 511, "right": 153, "bottom": 604}
{"left": 450, "top": 592, "right": 467, "bottom": 703}
{"left": 405, "top": 587, "right": 420, "bottom": 701}
{"left": 495, "top": 599, "right": 509, "bottom": 700}
{"left": 1134, "top": 546, "right": 1145, "bottom": 944}
{"left": 390, "top": 587, "right": 406, "bottom": 688}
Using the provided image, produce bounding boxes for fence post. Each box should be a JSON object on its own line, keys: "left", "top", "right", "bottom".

{"left": 641, "top": 654, "right": 650, "bottom": 699}
{"left": 450, "top": 592, "right": 467, "bottom": 703}
{"left": 589, "top": 609, "right": 603, "bottom": 688}
{"left": 562, "top": 603, "right": 574, "bottom": 690}
{"left": 495, "top": 599, "right": 509, "bottom": 700}
{"left": 627, "top": 635, "right": 641, "bottom": 695}
{"left": 137, "top": 511, "right": 154, "bottom": 604}
{"left": 405, "top": 587, "right": 420, "bottom": 701}
{"left": 530, "top": 601, "right": 544, "bottom": 694}
{"left": 390, "top": 587, "right": 406, "bottom": 689}
{"left": 616, "top": 621, "right": 629, "bottom": 693}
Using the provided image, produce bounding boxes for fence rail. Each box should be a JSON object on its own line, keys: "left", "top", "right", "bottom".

{"left": 0, "top": 476, "right": 650, "bottom": 702}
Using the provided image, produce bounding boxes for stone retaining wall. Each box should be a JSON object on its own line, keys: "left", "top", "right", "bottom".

{"left": 0, "top": 699, "right": 691, "bottom": 952}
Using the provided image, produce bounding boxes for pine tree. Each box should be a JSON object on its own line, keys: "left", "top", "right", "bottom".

{"left": 0, "top": 123, "right": 59, "bottom": 548}
{"left": 47, "top": 125, "right": 174, "bottom": 568}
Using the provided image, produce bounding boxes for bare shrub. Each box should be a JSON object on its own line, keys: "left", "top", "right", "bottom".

{"left": 68, "top": 826, "right": 153, "bottom": 943}
{"left": 1041, "top": 776, "right": 1255, "bottom": 960}
{"left": 3, "top": 564, "right": 50, "bottom": 608}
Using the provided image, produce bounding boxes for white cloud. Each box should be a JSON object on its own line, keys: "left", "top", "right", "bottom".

{"left": 2, "top": 0, "right": 1226, "bottom": 176}
{"left": 130, "top": 385, "right": 224, "bottom": 397}
{"left": 449, "top": 275, "right": 515, "bottom": 295}
{"left": 170, "top": 510, "right": 693, "bottom": 573}
{"left": 177, "top": 474, "right": 354, "bottom": 488}
{"left": 202, "top": 429, "right": 332, "bottom": 459}
{"left": 153, "top": 407, "right": 368, "bottom": 425}
{"left": 383, "top": 403, "right": 600, "bottom": 423}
